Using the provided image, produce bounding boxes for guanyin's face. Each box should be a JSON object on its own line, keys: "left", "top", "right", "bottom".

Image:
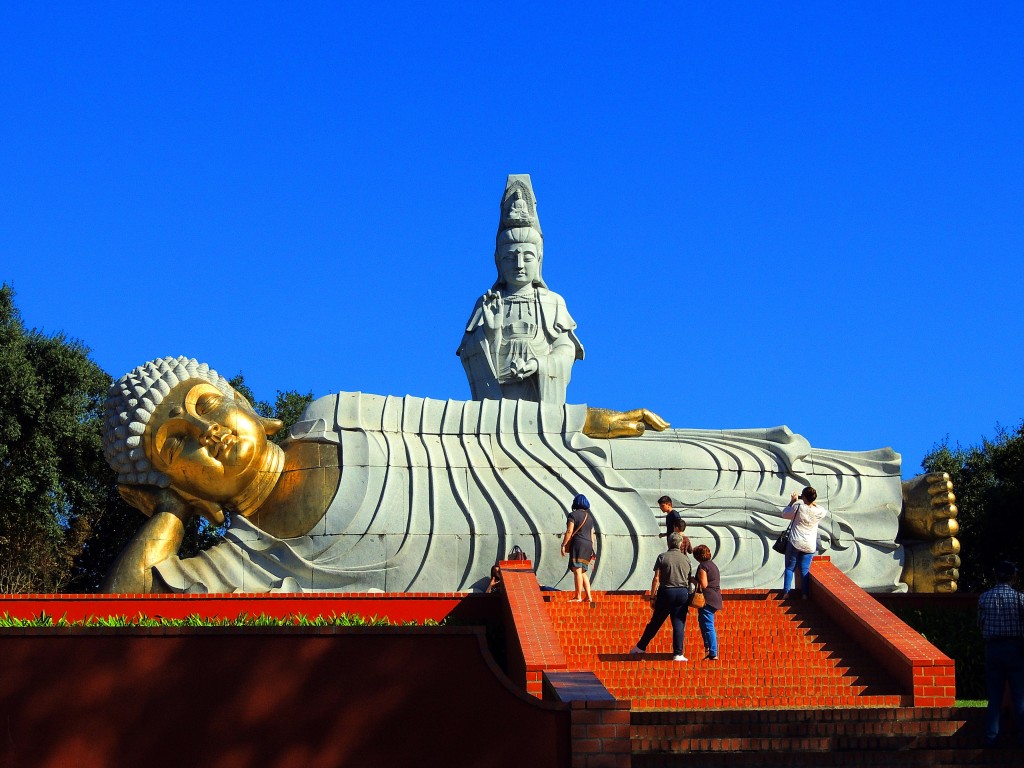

{"left": 498, "top": 242, "right": 539, "bottom": 291}
{"left": 144, "top": 379, "right": 270, "bottom": 502}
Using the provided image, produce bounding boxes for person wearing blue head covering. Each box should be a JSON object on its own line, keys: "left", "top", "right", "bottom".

{"left": 561, "top": 493, "right": 596, "bottom": 602}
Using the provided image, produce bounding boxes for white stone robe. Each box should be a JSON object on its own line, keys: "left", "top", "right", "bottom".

{"left": 153, "top": 393, "right": 906, "bottom": 594}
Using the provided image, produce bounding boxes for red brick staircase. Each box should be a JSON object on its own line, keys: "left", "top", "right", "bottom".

{"left": 501, "top": 558, "right": 1020, "bottom": 767}
{"left": 545, "top": 590, "right": 908, "bottom": 711}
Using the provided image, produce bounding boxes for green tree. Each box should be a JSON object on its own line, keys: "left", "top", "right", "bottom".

{"left": 923, "top": 421, "right": 1024, "bottom": 591}
{"left": 0, "top": 285, "right": 138, "bottom": 592}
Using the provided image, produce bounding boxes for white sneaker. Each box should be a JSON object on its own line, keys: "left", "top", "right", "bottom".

{"left": 629, "top": 646, "right": 645, "bottom": 655}
{"left": 673, "top": 654, "right": 688, "bottom": 662}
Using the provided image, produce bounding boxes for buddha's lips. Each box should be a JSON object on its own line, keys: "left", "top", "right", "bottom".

{"left": 208, "top": 433, "right": 238, "bottom": 460}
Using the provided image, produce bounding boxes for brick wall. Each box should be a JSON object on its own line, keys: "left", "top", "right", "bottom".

{"left": 499, "top": 560, "right": 567, "bottom": 698}
{"left": 811, "top": 558, "right": 956, "bottom": 707}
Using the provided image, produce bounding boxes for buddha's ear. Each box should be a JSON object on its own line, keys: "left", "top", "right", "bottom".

{"left": 261, "top": 416, "right": 285, "bottom": 436}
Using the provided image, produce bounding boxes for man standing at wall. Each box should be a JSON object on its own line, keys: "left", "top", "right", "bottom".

{"left": 657, "top": 496, "right": 692, "bottom": 554}
{"left": 977, "top": 560, "right": 1024, "bottom": 748}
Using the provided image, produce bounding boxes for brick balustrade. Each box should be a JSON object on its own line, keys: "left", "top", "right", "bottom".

{"left": 810, "top": 558, "right": 956, "bottom": 707}
{"left": 499, "top": 559, "right": 567, "bottom": 698}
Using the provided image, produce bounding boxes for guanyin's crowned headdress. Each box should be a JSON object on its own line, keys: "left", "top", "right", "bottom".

{"left": 493, "top": 173, "right": 548, "bottom": 289}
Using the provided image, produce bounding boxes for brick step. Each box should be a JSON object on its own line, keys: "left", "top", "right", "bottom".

{"left": 573, "top": 668, "right": 874, "bottom": 683}
{"left": 634, "top": 716, "right": 962, "bottom": 740}
{"left": 633, "top": 705, "right": 964, "bottom": 723}
{"left": 631, "top": 747, "right": 1024, "bottom": 767}
{"left": 564, "top": 652, "right": 863, "bottom": 666}
{"left": 628, "top": 708, "right": 998, "bottom": 755}
{"left": 557, "top": 671, "right": 893, "bottom": 700}
{"left": 593, "top": 684, "right": 894, "bottom": 700}
{"left": 582, "top": 663, "right": 890, "bottom": 678}
{"left": 569, "top": 667, "right": 872, "bottom": 679}
{"left": 608, "top": 685, "right": 902, "bottom": 700}
{"left": 636, "top": 734, "right": 967, "bottom": 753}
{"left": 626, "top": 700, "right": 909, "bottom": 712}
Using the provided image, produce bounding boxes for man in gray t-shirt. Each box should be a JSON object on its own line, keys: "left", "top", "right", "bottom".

{"left": 630, "top": 533, "right": 693, "bottom": 661}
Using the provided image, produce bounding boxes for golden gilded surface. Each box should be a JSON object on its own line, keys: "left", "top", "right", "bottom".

{"left": 900, "top": 472, "right": 961, "bottom": 593}
{"left": 583, "top": 407, "right": 670, "bottom": 438}
{"left": 103, "top": 379, "right": 297, "bottom": 593}
{"left": 249, "top": 441, "right": 340, "bottom": 539}
{"left": 144, "top": 380, "right": 284, "bottom": 520}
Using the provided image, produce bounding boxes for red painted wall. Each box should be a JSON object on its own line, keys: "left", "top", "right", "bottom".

{"left": 0, "top": 627, "right": 569, "bottom": 768}
{"left": 0, "top": 592, "right": 498, "bottom": 625}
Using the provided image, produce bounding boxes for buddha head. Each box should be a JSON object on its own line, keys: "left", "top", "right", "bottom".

{"left": 494, "top": 226, "right": 546, "bottom": 291}
{"left": 103, "top": 356, "right": 284, "bottom": 522}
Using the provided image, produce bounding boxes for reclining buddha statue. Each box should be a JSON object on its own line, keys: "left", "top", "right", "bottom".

{"left": 101, "top": 175, "right": 959, "bottom": 595}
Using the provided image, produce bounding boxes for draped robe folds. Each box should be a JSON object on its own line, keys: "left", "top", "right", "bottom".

{"left": 457, "top": 287, "right": 584, "bottom": 404}
{"left": 154, "top": 393, "right": 908, "bottom": 594}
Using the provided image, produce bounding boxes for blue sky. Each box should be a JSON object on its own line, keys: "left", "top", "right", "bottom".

{"left": 2, "top": 4, "right": 1021, "bottom": 473}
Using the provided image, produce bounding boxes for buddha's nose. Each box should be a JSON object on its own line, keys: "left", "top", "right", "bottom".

{"left": 199, "top": 423, "right": 223, "bottom": 446}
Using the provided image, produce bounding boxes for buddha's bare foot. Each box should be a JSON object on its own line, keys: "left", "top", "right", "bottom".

{"left": 899, "top": 472, "right": 961, "bottom": 592}
{"left": 901, "top": 539, "right": 961, "bottom": 593}
{"left": 583, "top": 408, "right": 671, "bottom": 439}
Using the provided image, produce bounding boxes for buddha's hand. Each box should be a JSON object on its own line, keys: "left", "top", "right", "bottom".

{"left": 901, "top": 539, "right": 960, "bottom": 594}
{"left": 898, "top": 472, "right": 960, "bottom": 593}
{"left": 507, "top": 356, "right": 539, "bottom": 381}
{"left": 900, "top": 472, "right": 959, "bottom": 539}
{"left": 583, "top": 408, "right": 671, "bottom": 439}
{"left": 118, "top": 484, "right": 224, "bottom": 525}
{"left": 481, "top": 290, "right": 503, "bottom": 330}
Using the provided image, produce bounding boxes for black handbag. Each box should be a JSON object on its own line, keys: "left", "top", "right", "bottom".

{"left": 770, "top": 528, "right": 786, "bottom": 552}
{"left": 774, "top": 505, "right": 800, "bottom": 554}
{"left": 772, "top": 527, "right": 791, "bottom": 554}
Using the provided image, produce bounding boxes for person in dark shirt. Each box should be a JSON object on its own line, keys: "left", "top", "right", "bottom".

{"left": 657, "top": 495, "right": 693, "bottom": 554}
{"left": 561, "top": 493, "right": 595, "bottom": 603}
{"left": 693, "top": 544, "right": 723, "bottom": 661}
{"left": 977, "top": 560, "right": 1024, "bottom": 747}
{"left": 630, "top": 532, "right": 693, "bottom": 661}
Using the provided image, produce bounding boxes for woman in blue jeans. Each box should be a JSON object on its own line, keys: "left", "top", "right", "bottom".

{"left": 692, "top": 545, "right": 723, "bottom": 660}
{"left": 781, "top": 486, "right": 828, "bottom": 598}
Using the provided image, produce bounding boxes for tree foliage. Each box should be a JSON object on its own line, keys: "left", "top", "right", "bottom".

{"left": 0, "top": 285, "right": 138, "bottom": 592}
{"left": 922, "top": 421, "right": 1024, "bottom": 592}
{"left": 0, "top": 287, "right": 317, "bottom": 592}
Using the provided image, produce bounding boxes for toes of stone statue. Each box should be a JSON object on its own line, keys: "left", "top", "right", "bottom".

{"left": 900, "top": 472, "right": 958, "bottom": 539}
{"left": 931, "top": 517, "right": 959, "bottom": 537}
{"left": 901, "top": 540, "right": 962, "bottom": 593}
{"left": 930, "top": 537, "right": 961, "bottom": 557}
{"left": 933, "top": 552, "right": 961, "bottom": 569}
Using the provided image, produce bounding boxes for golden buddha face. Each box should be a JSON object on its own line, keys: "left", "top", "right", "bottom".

{"left": 498, "top": 242, "right": 540, "bottom": 291}
{"left": 144, "top": 379, "right": 273, "bottom": 504}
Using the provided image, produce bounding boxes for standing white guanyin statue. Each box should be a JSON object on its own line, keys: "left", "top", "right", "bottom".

{"left": 457, "top": 175, "right": 584, "bottom": 404}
